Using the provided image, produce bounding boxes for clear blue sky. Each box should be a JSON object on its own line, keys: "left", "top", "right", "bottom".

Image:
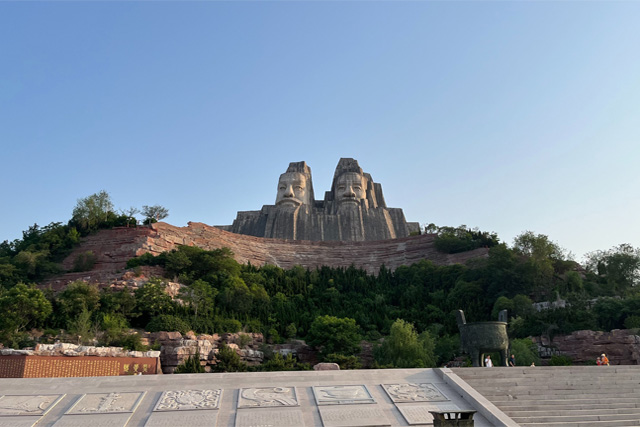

{"left": 1, "top": 1, "right": 639, "bottom": 262}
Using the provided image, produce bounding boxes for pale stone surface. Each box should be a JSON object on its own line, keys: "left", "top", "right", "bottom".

{"left": 144, "top": 410, "right": 218, "bottom": 426}
{"left": 0, "top": 394, "right": 64, "bottom": 416}
{"left": 0, "top": 368, "right": 500, "bottom": 426}
{"left": 66, "top": 392, "right": 145, "bottom": 414}
{"left": 235, "top": 409, "right": 305, "bottom": 427}
{"left": 238, "top": 387, "right": 298, "bottom": 408}
{"left": 0, "top": 416, "right": 42, "bottom": 427}
{"left": 396, "top": 405, "right": 436, "bottom": 425}
{"left": 153, "top": 389, "right": 221, "bottom": 411}
{"left": 382, "top": 383, "right": 449, "bottom": 403}
{"left": 318, "top": 406, "right": 391, "bottom": 427}
{"left": 53, "top": 413, "right": 134, "bottom": 427}
{"left": 313, "top": 385, "right": 375, "bottom": 405}
{"left": 313, "top": 363, "right": 340, "bottom": 371}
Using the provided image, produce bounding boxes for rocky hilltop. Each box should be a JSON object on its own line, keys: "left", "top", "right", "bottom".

{"left": 42, "top": 222, "right": 488, "bottom": 290}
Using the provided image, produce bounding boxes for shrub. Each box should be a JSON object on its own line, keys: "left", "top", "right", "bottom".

{"left": 237, "top": 333, "right": 252, "bottom": 348}
{"left": 146, "top": 315, "right": 191, "bottom": 334}
{"left": 509, "top": 338, "right": 540, "bottom": 367}
{"left": 73, "top": 251, "right": 96, "bottom": 272}
{"left": 550, "top": 354, "right": 573, "bottom": 366}
{"left": 212, "top": 343, "right": 246, "bottom": 372}
{"left": 119, "top": 333, "right": 148, "bottom": 352}
{"left": 624, "top": 315, "right": 640, "bottom": 329}
{"left": 174, "top": 352, "right": 205, "bottom": 374}
{"left": 218, "top": 318, "right": 242, "bottom": 333}
{"left": 325, "top": 353, "right": 362, "bottom": 369}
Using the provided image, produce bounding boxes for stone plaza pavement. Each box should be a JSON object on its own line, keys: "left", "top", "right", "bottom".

{"left": 0, "top": 367, "right": 512, "bottom": 426}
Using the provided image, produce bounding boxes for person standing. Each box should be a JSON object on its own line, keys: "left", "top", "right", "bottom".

{"left": 484, "top": 355, "right": 493, "bottom": 367}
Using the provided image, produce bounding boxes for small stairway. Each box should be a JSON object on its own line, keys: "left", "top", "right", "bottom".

{"left": 452, "top": 366, "right": 640, "bottom": 426}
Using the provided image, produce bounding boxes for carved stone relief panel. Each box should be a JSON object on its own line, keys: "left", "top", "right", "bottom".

{"left": 313, "top": 385, "right": 375, "bottom": 405}
{"left": 382, "top": 383, "right": 449, "bottom": 403}
{"left": 65, "top": 392, "right": 145, "bottom": 414}
{"left": 0, "top": 394, "right": 64, "bottom": 416}
{"left": 153, "top": 389, "right": 222, "bottom": 411}
{"left": 237, "top": 387, "right": 299, "bottom": 408}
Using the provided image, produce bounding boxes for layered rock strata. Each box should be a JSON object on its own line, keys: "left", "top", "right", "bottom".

{"left": 42, "top": 222, "right": 488, "bottom": 290}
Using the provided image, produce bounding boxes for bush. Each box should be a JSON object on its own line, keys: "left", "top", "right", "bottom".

{"left": 174, "top": 352, "right": 205, "bottom": 374}
{"left": 73, "top": 251, "right": 97, "bottom": 272}
{"left": 509, "top": 338, "right": 540, "bottom": 367}
{"left": 146, "top": 315, "right": 191, "bottom": 334}
{"left": 119, "top": 333, "right": 148, "bottom": 351}
{"left": 212, "top": 342, "right": 246, "bottom": 372}
{"left": 550, "top": 354, "right": 573, "bottom": 366}
{"left": 325, "top": 353, "right": 362, "bottom": 369}
{"left": 624, "top": 315, "right": 640, "bottom": 329}
{"left": 218, "top": 318, "right": 242, "bottom": 333}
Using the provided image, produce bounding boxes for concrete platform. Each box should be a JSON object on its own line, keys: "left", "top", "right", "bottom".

{"left": 0, "top": 368, "right": 506, "bottom": 427}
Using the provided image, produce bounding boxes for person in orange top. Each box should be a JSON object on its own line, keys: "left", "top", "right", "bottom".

{"left": 601, "top": 353, "right": 610, "bottom": 365}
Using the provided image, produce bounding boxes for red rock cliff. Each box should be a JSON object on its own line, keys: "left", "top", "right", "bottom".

{"left": 43, "top": 222, "right": 488, "bottom": 290}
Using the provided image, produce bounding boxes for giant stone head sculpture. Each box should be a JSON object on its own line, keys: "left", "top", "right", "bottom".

{"left": 275, "top": 161, "right": 314, "bottom": 208}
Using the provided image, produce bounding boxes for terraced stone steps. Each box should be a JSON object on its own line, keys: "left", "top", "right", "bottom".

{"left": 452, "top": 366, "right": 640, "bottom": 426}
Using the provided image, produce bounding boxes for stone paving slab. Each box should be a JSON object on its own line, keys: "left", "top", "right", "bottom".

{"left": 235, "top": 408, "right": 305, "bottom": 427}
{"left": 0, "top": 416, "right": 42, "bottom": 427}
{"left": 318, "top": 405, "right": 391, "bottom": 426}
{"left": 145, "top": 409, "right": 218, "bottom": 426}
{"left": 53, "top": 412, "right": 135, "bottom": 426}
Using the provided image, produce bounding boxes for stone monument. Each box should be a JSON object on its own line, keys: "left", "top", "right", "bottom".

{"left": 222, "top": 158, "right": 419, "bottom": 241}
{"left": 456, "top": 309, "right": 509, "bottom": 367}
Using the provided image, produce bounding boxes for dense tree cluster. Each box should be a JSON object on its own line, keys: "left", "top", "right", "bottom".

{"left": 1, "top": 193, "right": 640, "bottom": 370}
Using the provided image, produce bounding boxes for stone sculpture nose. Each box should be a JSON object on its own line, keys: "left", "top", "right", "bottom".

{"left": 344, "top": 186, "right": 356, "bottom": 198}
{"left": 284, "top": 185, "right": 295, "bottom": 197}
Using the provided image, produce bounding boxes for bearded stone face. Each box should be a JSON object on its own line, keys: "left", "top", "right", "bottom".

{"left": 334, "top": 172, "right": 366, "bottom": 207}
{"left": 275, "top": 172, "right": 310, "bottom": 207}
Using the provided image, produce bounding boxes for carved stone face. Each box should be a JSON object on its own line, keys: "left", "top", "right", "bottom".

{"left": 276, "top": 172, "right": 309, "bottom": 207}
{"left": 335, "top": 172, "right": 366, "bottom": 207}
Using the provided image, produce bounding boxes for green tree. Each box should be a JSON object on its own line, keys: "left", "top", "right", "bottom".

{"left": 134, "top": 279, "right": 174, "bottom": 324}
{"left": 71, "top": 190, "right": 114, "bottom": 233}
{"left": 0, "top": 283, "right": 52, "bottom": 336}
{"left": 142, "top": 205, "right": 169, "bottom": 224}
{"left": 306, "top": 315, "right": 361, "bottom": 358}
{"left": 178, "top": 279, "right": 217, "bottom": 321}
{"left": 57, "top": 281, "right": 100, "bottom": 325}
{"left": 513, "top": 231, "right": 566, "bottom": 299}
{"left": 213, "top": 342, "right": 247, "bottom": 372}
{"left": 585, "top": 244, "right": 640, "bottom": 293}
{"left": 100, "top": 313, "right": 128, "bottom": 346}
{"left": 374, "top": 319, "right": 436, "bottom": 368}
